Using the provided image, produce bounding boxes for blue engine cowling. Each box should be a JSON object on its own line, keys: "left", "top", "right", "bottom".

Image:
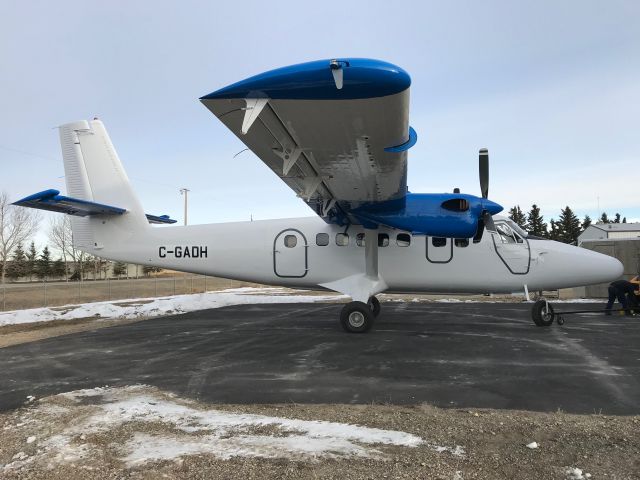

{"left": 350, "top": 193, "right": 503, "bottom": 237}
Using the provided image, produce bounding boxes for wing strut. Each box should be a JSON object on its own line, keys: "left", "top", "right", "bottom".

{"left": 364, "top": 229, "right": 378, "bottom": 279}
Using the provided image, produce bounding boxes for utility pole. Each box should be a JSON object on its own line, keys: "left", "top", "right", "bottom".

{"left": 180, "top": 188, "right": 190, "bottom": 226}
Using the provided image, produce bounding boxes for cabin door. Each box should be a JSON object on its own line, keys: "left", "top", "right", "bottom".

{"left": 273, "top": 229, "right": 308, "bottom": 278}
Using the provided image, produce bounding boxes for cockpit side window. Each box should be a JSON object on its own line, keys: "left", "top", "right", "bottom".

{"left": 495, "top": 222, "right": 524, "bottom": 244}
{"left": 506, "top": 220, "right": 528, "bottom": 242}
{"left": 495, "top": 222, "right": 517, "bottom": 244}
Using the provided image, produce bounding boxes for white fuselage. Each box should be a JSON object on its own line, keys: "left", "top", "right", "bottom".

{"left": 91, "top": 215, "right": 623, "bottom": 298}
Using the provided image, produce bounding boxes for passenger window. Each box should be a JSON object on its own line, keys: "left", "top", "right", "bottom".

{"left": 284, "top": 235, "right": 297, "bottom": 248}
{"left": 316, "top": 233, "right": 329, "bottom": 246}
{"left": 455, "top": 238, "right": 469, "bottom": 248}
{"left": 378, "top": 233, "right": 389, "bottom": 247}
{"left": 396, "top": 233, "right": 411, "bottom": 247}
{"left": 432, "top": 237, "right": 447, "bottom": 247}
{"left": 336, "top": 233, "right": 349, "bottom": 246}
{"left": 356, "top": 233, "right": 365, "bottom": 247}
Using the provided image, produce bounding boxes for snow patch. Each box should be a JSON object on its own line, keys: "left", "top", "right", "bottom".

{"left": 0, "top": 287, "right": 342, "bottom": 327}
{"left": 4, "top": 385, "right": 433, "bottom": 469}
{"left": 566, "top": 467, "right": 592, "bottom": 479}
{"left": 526, "top": 441, "right": 538, "bottom": 449}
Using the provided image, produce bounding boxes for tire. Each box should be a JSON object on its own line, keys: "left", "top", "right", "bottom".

{"left": 340, "top": 301, "right": 375, "bottom": 333}
{"left": 531, "top": 299, "right": 554, "bottom": 327}
{"left": 368, "top": 296, "right": 381, "bottom": 317}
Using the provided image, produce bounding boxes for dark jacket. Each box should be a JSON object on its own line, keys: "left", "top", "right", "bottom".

{"left": 610, "top": 280, "right": 639, "bottom": 295}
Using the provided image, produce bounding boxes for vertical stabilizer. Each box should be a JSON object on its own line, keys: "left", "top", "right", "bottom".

{"left": 59, "top": 119, "right": 148, "bottom": 250}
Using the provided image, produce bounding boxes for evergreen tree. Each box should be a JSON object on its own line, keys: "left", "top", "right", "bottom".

{"left": 51, "top": 257, "right": 66, "bottom": 279}
{"left": 526, "top": 204, "right": 548, "bottom": 237}
{"left": 25, "top": 242, "right": 37, "bottom": 281}
{"left": 600, "top": 212, "right": 610, "bottom": 224}
{"left": 557, "top": 206, "right": 581, "bottom": 244}
{"left": 508, "top": 205, "right": 527, "bottom": 229}
{"left": 623, "top": 217, "right": 627, "bottom": 223}
{"left": 6, "top": 244, "right": 26, "bottom": 280}
{"left": 548, "top": 219, "right": 561, "bottom": 241}
{"left": 581, "top": 215, "right": 592, "bottom": 231}
{"left": 36, "top": 246, "right": 52, "bottom": 280}
{"left": 112, "top": 261, "right": 127, "bottom": 278}
{"left": 614, "top": 213, "right": 621, "bottom": 223}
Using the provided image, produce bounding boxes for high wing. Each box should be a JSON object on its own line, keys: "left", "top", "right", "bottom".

{"left": 200, "top": 58, "right": 415, "bottom": 225}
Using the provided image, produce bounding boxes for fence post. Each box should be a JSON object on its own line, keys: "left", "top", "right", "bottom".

{"left": 77, "top": 280, "right": 81, "bottom": 304}
{"left": 2, "top": 283, "right": 5, "bottom": 312}
{"left": 44, "top": 280, "right": 47, "bottom": 307}
{"left": 155, "top": 277, "right": 157, "bottom": 297}
{"left": 108, "top": 278, "right": 111, "bottom": 301}
{"left": 173, "top": 277, "right": 176, "bottom": 296}
{"left": 204, "top": 275, "right": 207, "bottom": 293}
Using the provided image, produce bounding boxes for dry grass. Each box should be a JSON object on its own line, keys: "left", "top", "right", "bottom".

{"left": 0, "top": 276, "right": 262, "bottom": 311}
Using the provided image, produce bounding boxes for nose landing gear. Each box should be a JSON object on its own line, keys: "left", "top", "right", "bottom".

{"left": 340, "top": 296, "right": 381, "bottom": 333}
{"left": 531, "top": 299, "right": 556, "bottom": 326}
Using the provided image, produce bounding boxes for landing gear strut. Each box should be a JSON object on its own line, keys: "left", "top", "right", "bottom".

{"left": 340, "top": 301, "right": 375, "bottom": 333}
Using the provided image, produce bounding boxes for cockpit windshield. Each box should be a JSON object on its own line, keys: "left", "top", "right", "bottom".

{"left": 505, "top": 220, "right": 529, "bottom": 239}
{"left": 495, "top": 220, "right": 524, "bottom": 244}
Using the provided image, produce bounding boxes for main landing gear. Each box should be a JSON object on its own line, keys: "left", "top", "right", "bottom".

{"left": 340, "top": 296, "right": 381, "bottom": 333}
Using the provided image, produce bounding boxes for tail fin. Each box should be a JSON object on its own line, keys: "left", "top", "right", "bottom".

{"left": 59, "top": 119, "right": 148, "bottom": 250}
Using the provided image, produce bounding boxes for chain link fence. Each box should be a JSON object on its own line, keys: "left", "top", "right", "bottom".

{"left": 0, "top": 276, "right": 257, "bottom": 311}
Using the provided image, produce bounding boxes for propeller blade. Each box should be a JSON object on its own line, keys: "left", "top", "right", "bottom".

{"left": 473, "top": 215, "right": 485, "bottom": 243}
{"left": 483, "top": 210, "right": 496, "bottom": 232}
{"left": 479, "top": 148, "right": 489, "bottom": 199}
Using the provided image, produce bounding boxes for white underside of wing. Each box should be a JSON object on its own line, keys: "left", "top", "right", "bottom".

{"left": 201, "top": 91, "right": 411, "bottom": 217}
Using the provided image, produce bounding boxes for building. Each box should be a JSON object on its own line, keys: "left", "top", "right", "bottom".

{"left": 578, "top": 223, "right": 640, "bottom": 244}
{"left": 573, "top": 223, "right": 640, "bottom": 297}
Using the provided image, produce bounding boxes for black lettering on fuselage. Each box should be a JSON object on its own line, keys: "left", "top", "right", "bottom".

{"left": 158, "top": 246, "right": 208, "bottom": 259}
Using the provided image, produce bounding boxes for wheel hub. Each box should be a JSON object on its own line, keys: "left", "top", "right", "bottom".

{"left": 348, "top": 311, "right": 365, "bottom": 328}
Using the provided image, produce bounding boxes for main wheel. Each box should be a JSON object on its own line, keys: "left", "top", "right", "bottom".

{"left": 340, "top": 301, "right": 375, "bottom": 333}
{"left": 531, "top": 299, "right": 554, "bottom": 327}
{"left": 367, "top": 296, "right": 381, "bottom": 317}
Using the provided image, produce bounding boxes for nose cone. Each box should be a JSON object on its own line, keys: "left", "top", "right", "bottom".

{"left": 532, "top": 241, "right": 623, "bottom": 289}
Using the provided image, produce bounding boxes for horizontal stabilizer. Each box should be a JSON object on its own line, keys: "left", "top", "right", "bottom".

{"left": 13, "top": 189, "right": 126, "bottom": 216}
{"left": 13, "top": 189, "right": 176, "bottom": 224}
{"left": 145, "top": 213, "right": 177, "bottom": 224}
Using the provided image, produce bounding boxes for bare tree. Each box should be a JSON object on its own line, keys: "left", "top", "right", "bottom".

{"left": 48, "top": 216, "right": 73, "bottom": 281}
{"left": 0, "top": 191, "right": 40, "bottom": 284}
{"left": 47, "top": 216, "right": 89, "bottom": 281}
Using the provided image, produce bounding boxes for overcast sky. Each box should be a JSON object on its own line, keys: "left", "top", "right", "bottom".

{"left": 1, "top": 0, "right": 639, "bottom": 247}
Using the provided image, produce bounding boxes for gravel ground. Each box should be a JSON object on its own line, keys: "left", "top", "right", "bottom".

{"left": 0, "top": 386, "right": 638, "bottom": 480}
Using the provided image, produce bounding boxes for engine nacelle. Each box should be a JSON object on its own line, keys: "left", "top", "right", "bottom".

{"left": 351, "top": 193, "right": 503, "bottom": 237}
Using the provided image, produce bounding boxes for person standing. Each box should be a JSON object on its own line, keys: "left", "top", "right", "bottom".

{"left": 605, "top": 278, "right": 639, "bottom": 315}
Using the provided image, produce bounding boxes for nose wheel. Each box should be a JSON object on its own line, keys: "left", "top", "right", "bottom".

{"left": 340, "top": 301, "right": 375, "bottom": 333}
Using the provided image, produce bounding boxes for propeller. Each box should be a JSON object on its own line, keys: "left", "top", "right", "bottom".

{"left": 479, "top": 148, "right": 489, "bottom": 199}
{"left": 473, "top": 148, "right": 497, "bottom": 243}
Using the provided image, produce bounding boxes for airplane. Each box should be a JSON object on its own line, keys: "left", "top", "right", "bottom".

{"left": 13, "top": 58, "right": 623, "bottom": 333}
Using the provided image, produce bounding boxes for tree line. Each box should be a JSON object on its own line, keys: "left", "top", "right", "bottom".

{"left": 0, "top": 192, "right": 160, "bottom": 284}
{"left": 507, "top": 205, "right": 627, "bottom": 245}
